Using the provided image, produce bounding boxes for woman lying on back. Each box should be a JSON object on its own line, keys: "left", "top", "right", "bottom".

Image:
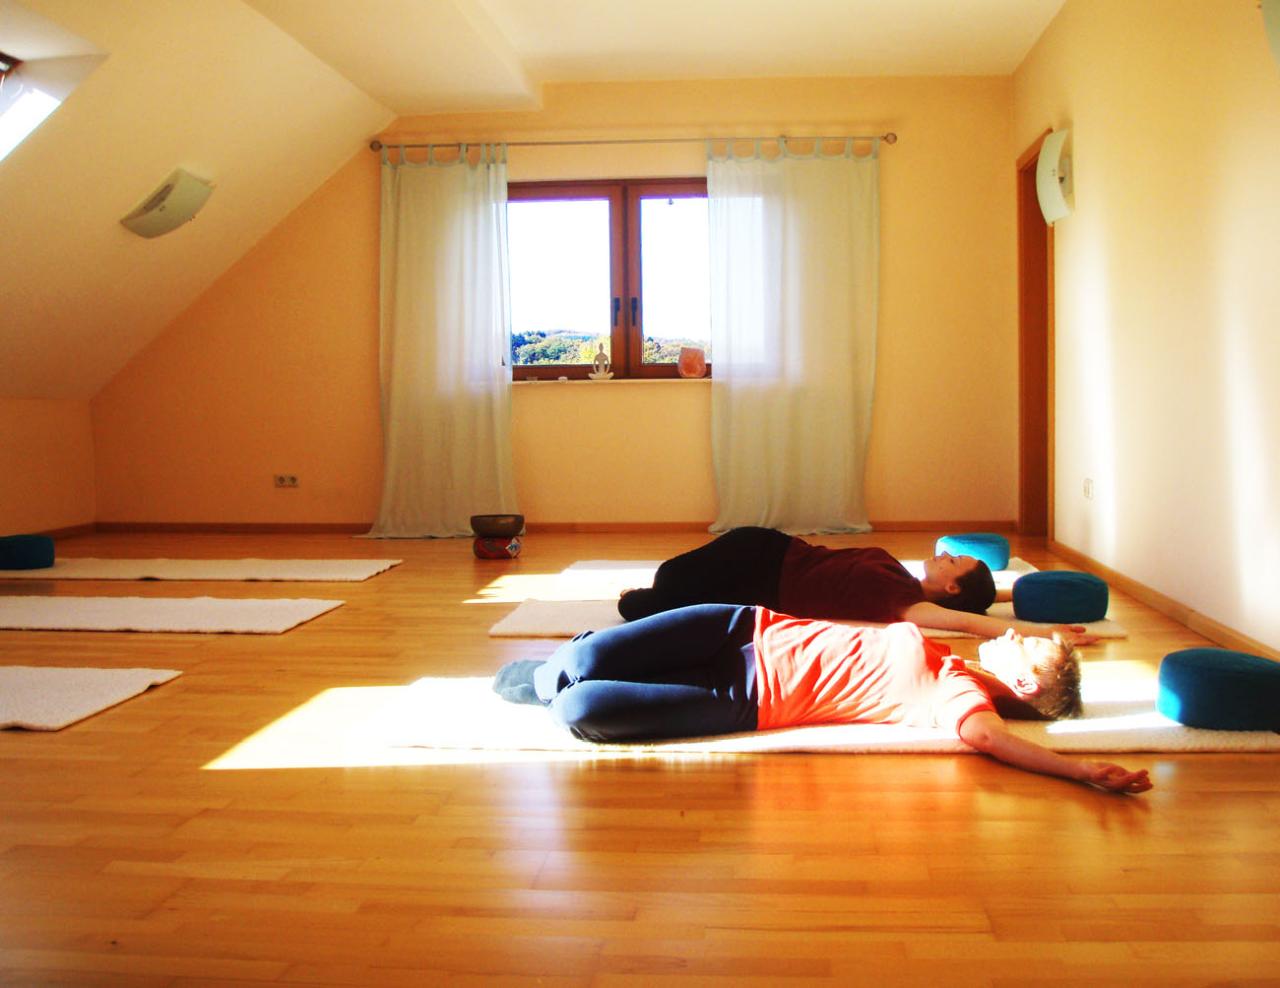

{"left": 617, "top": 527, "right": 1097, "bottom": 646}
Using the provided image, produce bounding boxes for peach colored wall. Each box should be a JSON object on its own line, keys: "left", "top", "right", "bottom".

{"left": 92, "top": 153, "right": 383, "bottom": 524}
{"left": 1014, "top": 0, "right": 1280, "bottom": 651}
{"left": 0, "top": 398, "right": 95, "bottom": 532}
{"left": 400, "top": 77, "right": 1020, "bottom": 525}
{"left": 512, "top": 380, "right": 715, "bottom": 523}
{"left": 93, "top": 75, "right": 1019, "bottom": 528}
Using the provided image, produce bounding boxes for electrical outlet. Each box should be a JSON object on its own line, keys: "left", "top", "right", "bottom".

{"left": 1083, "top": 477, "right": 1094, "bottom": 500}
{"left": 274, "top": 474, "right": 299, "bottom": 488}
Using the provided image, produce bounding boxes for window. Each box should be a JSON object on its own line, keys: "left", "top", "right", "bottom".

{"left": 0, "top": 50, "right": 63, "bottom": 164}
{"left": 507, "top": 178, "right": 711, "bottom": 380}
{"left": 0, "top": 3, "right": 106, "bottom": 167}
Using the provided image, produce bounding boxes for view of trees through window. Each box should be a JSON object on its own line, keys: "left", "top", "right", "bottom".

{"left": 510, "top": 331, "right": 703, "bottom": 366}
{"left": 507, "top": 183, "right": 710, "bottom": 376}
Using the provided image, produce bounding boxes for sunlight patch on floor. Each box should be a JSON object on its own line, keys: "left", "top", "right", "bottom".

{"left": 1047, "top": 660, "right": 1167, "bottom": 734}
{"left": 465, "top": 561, "right": 661, "bottom": 604}
{"left": 204, "top": 679, "right": 689, "bottom": 770}
{"left": 1080, "top": 659, "right": 1160, "bottom": 703}
{"left": 1046, "top": 710, "right": 1175, "bottom": 735}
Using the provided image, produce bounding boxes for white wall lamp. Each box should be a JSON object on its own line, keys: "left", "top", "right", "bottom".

{"left": 1264, "top": 0, "right": 1280, "bottom": 66}
{"left": 120, "top": 168, "right": 214, "bottom": 238}
{"left": 1036, "top": 129, "right": 1073, "bottom": 225}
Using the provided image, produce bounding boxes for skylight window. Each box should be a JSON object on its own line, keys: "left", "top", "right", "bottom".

{"left": 0, "top": 51, "right": 61, "bottom": 162}
{"left": 0, "top": 2, "right": 105, "bottom": 165}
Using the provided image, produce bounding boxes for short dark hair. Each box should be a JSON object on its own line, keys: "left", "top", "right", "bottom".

{"left": 938, "top": 560, "right": 996, "bottom": 614}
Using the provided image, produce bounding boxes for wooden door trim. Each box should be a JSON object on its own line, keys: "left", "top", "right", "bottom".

{"left": 1016, "top": 130, "right": 1054, "bottom": 538}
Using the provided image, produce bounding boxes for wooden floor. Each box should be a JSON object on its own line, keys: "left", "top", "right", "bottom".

{"left": 1, "top": 530, "right": 1277, "bottom": 986}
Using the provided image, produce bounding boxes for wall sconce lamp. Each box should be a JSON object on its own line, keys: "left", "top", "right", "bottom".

{"left": 120, "top": 168, "right": 214, "bottom": 238}
{"left": 1036, "top": 129, "right": 1073, "bottom": 224}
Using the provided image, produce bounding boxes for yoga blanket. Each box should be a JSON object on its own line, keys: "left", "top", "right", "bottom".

{"left": 546, "top": 557, "right": 1040, "bottom": 597}
{"left": 0, "top": 666, "right": 181, "bottom": 730}
{"left": 0, "top": 596, "right": 343, "bottom": 633}
{"left": 387, "top": 661, "right": 1280, "bottom": 754}
{"left": 0, "top": 558, "right": 401, "bottom": 582}
{"left": 489, "top": 598, "right": 1126, "bottom": 639}
{"left": 205, "top": 660, "right": 1278, "bottom": 771}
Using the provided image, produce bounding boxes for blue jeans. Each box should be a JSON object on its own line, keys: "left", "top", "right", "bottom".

{"left": 534, "top": 604, "right": 759, "bottom": 742}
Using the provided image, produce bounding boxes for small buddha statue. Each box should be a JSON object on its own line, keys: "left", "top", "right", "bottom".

{"left": 592, "top": 343, "right": 611, "bottom": 376}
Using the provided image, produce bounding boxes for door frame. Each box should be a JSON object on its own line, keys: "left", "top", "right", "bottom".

{"left": 1016, "top": 131, "right": 1055, "bottom": 538}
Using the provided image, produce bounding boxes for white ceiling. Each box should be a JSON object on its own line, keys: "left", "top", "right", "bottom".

{"left": 1, "top": 0, "right": 1066, "bottom": 400}
{"left": 248, "top": 0, "right": 1069, "bottom": 114}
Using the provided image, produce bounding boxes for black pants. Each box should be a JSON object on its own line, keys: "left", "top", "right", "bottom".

{"left": 618, "top": 527, "right": 793, "bottom": 620}
{"left": 535, "top": 604, "right": 759, "bottom": 742}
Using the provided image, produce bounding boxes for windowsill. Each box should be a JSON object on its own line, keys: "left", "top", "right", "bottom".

{"left": 513, "top": 377, "right": 710, "bottom": 386}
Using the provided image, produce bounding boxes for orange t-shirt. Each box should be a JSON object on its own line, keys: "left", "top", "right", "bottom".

{"left": 752, "top": 609, "right": 994, "bottom": 732}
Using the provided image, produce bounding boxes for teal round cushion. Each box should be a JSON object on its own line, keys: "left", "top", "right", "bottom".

{"left": 0, "top": 534, "right": 55, "bottom": 570}
{"left": 1012, "top": 570, "right": 1108, "bottom": 623}
{"left": 1157, "top": 648, "right": 1280, "bottom": 731}
{"left": 936, "top": 532, "right": 1010, "bottom": 571}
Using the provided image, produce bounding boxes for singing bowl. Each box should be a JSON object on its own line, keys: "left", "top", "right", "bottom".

{"left": 470, "top": 513, "right": 525, "bottom": 538}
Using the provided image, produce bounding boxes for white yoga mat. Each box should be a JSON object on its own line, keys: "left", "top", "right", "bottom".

{"left": 205, "top": 660, "right": 1279, "bottom": 770}
{"left": 483, "top": 560, "right": 1126, "bottom": 637}
{"left": 382, "top": 666, "right": 1280, "bottom": 755}
{"left": 488, "top": 598, "right": 1127, "bottom": 640}
{"left": 0, "top": 666, "right": 181, "bottom": 730}
{"left": 0, "top": 558, "right": 401, "bottom": 582}
{"left": 489, "top": 598, "right": 624, "bottom": 637}
{"left": 0, "top": 596, "right": 343, "bottom": 634}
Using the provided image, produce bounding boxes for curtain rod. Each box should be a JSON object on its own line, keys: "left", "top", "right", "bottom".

{"left": 369, "top": 132, "right": 897, "bottom": 152}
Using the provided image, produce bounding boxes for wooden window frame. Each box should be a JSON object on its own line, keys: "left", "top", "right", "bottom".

{"left": 507, "top": 177, "right": 709, "bottom": 381}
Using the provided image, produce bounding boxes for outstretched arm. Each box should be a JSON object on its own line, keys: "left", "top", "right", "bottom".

{"left": 902, "top": 600, "right": 1099, "bottom": 646}
{"left": 957, "top": 711, "right": 1152, "bottom": 793}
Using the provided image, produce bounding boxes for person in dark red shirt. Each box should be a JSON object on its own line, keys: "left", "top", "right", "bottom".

{"left": 617, "top": 527, "right": 1096, "bottom": 646}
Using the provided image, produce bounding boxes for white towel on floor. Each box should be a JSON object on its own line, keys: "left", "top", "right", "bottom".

{"left": 0, "top": 558, "right": 401, "bottom": 582}
{"left": 0, "top": 596, "right": 343, "bottom": 633}
{"left": 0, "top": 666, "right": 181, "bottom": 730}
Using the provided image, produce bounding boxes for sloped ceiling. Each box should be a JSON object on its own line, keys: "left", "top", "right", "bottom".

{"left": 0, "top": 0, "right": 395, "bottom": 400}
{"left": 0, "top": 0, "right": 1066, "bottom": 400}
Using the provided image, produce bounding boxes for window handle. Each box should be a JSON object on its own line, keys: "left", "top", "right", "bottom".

{"left": 612, "top": 296, "right": 620, "bottom": 326}
{"left": 630, "top": 296, "right": 639, "bottom": 328}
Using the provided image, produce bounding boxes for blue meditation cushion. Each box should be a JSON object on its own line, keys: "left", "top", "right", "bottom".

{"left": 1157, "top": 648, "right": 1280, "bottom": 731}
{"left": 1012, "top": 570, "right": 1108, "bottom": 623}
{"left": 936, "top": 532, "right": 1010, "bottom": 571}
{"left": 0, "top": 534, "right": 55, "bottom": 570}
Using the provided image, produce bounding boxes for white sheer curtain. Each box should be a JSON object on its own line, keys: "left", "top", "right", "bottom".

{"left": 707, "top": 138, "right": 880, "bottom": 534}
{"left": 368, "top": 145, "right": 518, "bottom": 537}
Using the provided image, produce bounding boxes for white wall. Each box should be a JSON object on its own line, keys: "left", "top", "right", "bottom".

{"left": 1014, "top": 0, "right": 1280, "bottom": 652}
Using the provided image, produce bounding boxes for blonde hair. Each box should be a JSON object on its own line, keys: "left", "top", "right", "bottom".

{"left": 1026, "top": 633, "right": 1083, "bottom": 720}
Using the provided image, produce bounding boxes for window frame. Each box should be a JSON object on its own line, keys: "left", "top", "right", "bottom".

{"left": 507, "top": 176, "right": 710, "bottom": 381}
